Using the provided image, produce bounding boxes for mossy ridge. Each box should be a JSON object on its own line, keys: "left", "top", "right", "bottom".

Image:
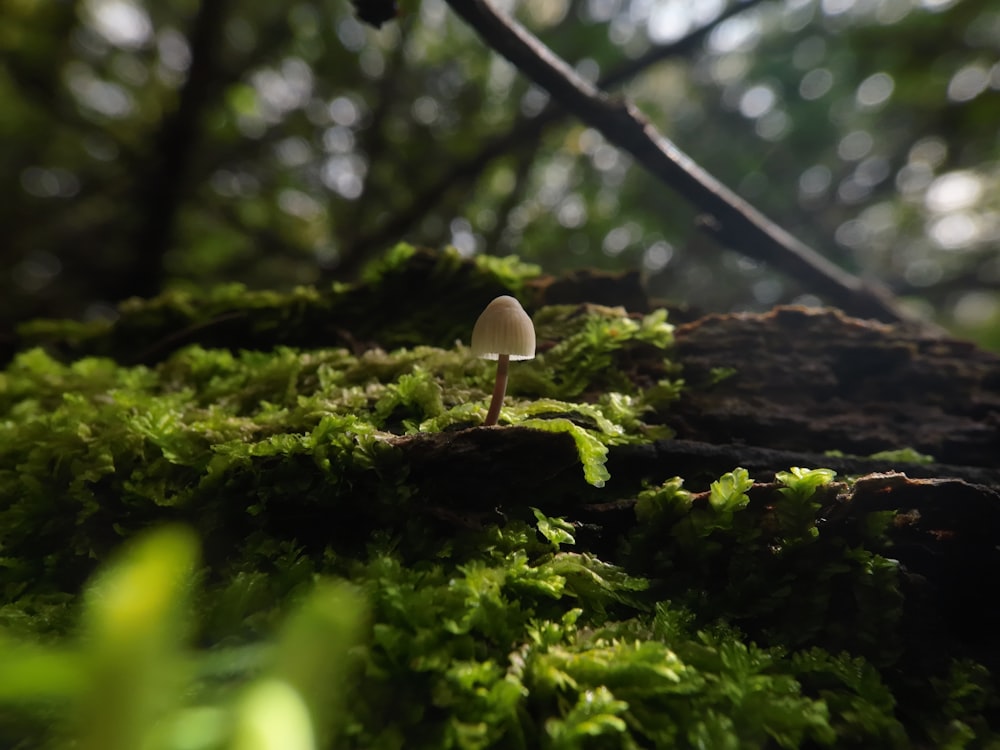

{"left": 0, "top": 299, "right": 678, "bottom": 598}
{"left": 627, "top": 470, "right": 1000, "bottom": 743}
{"left": 12, "top": 246, "right": 543, "bottom": 364}
{"left": 2, "top": 491, "right": 992, "bottom": 749}
{"left": 2, "top": 262, "right": 998, "bottom": 746}
{"left": 628, "top": 469, "right": 904, "bottom": 664}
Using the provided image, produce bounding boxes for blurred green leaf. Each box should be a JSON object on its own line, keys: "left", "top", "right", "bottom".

{"left": 269, "top": 581, "right": 368, "bottom": 743}
{"left": 532, "top": 507, "right": 576, "bottom": 549}
{"left": 77, "top": 526, "right": 199, "bottom": 750}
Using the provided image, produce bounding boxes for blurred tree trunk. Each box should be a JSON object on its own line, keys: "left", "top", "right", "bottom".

{"left": 130, "top": 0, "right": 230, "bottom": 301}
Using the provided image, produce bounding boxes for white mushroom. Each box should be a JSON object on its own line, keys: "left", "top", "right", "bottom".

{"left": 471, "top": 295, "right": 536, "bottom": 426}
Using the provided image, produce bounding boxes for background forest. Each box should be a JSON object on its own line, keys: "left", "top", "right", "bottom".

{"left": 2, "top": 0, "right": 999, "bottom": 346}
{"left": 4, "top": 2, "right": 1000, "bottom": 746}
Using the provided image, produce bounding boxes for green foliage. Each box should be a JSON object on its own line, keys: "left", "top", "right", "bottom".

{"left": 360, "top": 244, "right": 541, "bottom": 298}
{"left": 790, "top": 649, "right": 907, "bottom": 746}
{"left": 773, "top": 467, "right": 837, "bottom": 548}
{"left": 230, "top": 679, "right": 315, "bottom": 750}
{"left": 0, "top": 291, "right": 681, "bottom": 592}
{"left": 532, "top": 508, "right": 576, "bottom": 549}
{"left": 13, "top": 246, "right": 542, "bottom": 362}
{"left": 825, "top": 447, "right": 936, "bottom": 465}
{"left": 707, "top": 366, "right": 737, "bottom": 386}
{"left": 634, "top": 476, "right": 693, "bottom": 525}
{"left": 775, "top": 467, "right": 837, "bottom": 501}
{"left": 926, "top": 660, "right": 1000, "bottom": 747}
{"left": 470, "top": 254, "right": 544, "bottom": 297}
{"left": 518, "top": 417, "right": 610, "bottom": 487}
{"left": 866, "top": 447, "right": 936, "bottom": 465}
{"left": 626, "top": 469, "right": 907, "bottom": 665}
{"left": 708, "top": 467, "right": 753, "bottom": 514}
{"left": 512, "top": 601, "right": 842, "bottom": 749}
{"left": 75, "top": 526, "right": 198, "bottom": 750}
{"left": 1, "top": 267, "right": 997, "bottom": 747}
{"left": 527, "top": 307, "right": 676, "bottom": 399}
{"left": 544, "top": 685, "right": 628, "bottom": 747}
{"left": 0, "top": 528, "right": 366, "bottom": 750}
{"left": 653, "top": 469, "right": 754, "bottom": 550}
{"left": 1, "top": 457, "right": 995, "bottom": 749}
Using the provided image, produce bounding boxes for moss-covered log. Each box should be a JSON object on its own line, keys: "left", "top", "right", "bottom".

{"left": 1, "top": 247, "right": 998, "bottom": 748}
{"left": 668, "top": 306, "right": 1000, "bottom": 467}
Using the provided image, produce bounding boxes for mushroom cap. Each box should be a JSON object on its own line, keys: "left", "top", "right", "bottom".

{"left": 471, "top": 295, "right": 536, "bottom": 361}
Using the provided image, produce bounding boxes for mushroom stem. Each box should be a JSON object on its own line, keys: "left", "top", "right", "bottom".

{"left": 484, "top": 354, "right": 510, "bottom": 426}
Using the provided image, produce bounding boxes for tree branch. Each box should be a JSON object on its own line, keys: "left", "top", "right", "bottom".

{"left": 333, "top": 0, "right": 764, "bottom": 278}
{"left": 442, "top": 0, "right": 919, "bottom": 325}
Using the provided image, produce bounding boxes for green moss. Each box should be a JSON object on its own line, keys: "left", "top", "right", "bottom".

{"left": 0, "top": 515, "right": 917, "bottom": 750}
{"left": 0, "top": 250, "right": 996, "bottom": 748}
{"left": 627, "top": 470, "right": 907, "bottom": 665}
{"left": 11, "top": 245, "right": 543, "bottom": 363}
{"left": 824, "top": 447, "right": 936, "bottom": 465}
{"left": 526, "top": 306, "right": 677, "bottom": 399}
{"left": 866, "top": 447, "right": 936, "bottom": 464}
{"left": 0, "top": 270, "right": 681, "bottom": 594}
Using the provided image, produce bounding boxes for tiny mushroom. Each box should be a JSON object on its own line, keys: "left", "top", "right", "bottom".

{"left": 471, "top": 295, "right": 536, "bottom": 426}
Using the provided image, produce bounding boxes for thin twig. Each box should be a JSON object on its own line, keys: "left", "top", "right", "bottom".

{"left": 442, "top": 0, "right": 918, "bottom": 325}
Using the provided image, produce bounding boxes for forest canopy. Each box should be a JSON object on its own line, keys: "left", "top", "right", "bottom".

{"left": 2, "top": 0, "right": 999, "bottom": 345}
